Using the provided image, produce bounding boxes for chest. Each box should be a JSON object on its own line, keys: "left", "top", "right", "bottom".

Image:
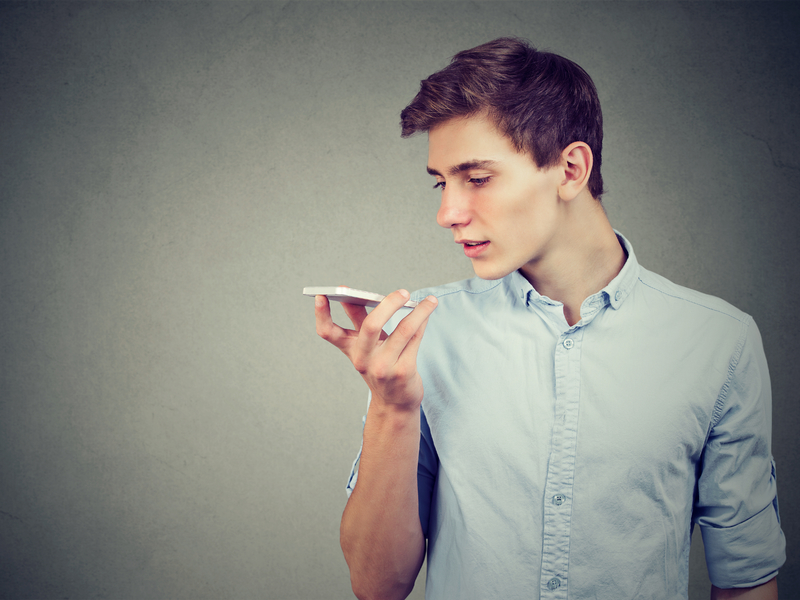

{"left": 418, "top": 317, "right": 727, "bottom": 487}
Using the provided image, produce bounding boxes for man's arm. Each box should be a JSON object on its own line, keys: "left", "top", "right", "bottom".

{"left": 340, "top": 399, "right": 425, "bottom": 600}
{"left": 315, "top": 290, "right": 437, "bottom": 600}
{"left": 711, "top": 577, "right": 777, "bottom": 600}
{"left": 696, "top": 318, "right": 785, "bottom": 592}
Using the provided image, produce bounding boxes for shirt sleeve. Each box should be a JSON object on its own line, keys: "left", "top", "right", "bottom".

{"left": 417, "top": 405, "right": 438, "bottom": 538}
{"left": 345, "top": 393, "right": 439, "bottom": 539}
{"left": 694, "top": 316, "right": 786, "bottom": 588}
{"left": 345, "top": 391, "right": 371, "bottom": 499}
{"left": 344, "top": 413, "right": 365, "bottom": 499}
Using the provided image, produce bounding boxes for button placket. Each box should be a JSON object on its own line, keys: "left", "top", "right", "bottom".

{"left": 541, "top": 328, "right": 583, "bottom": 598}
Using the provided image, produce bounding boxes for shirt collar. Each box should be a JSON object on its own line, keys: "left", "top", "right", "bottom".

{"left": 604, "top": 231, "right": 639, "bottom": 310}
{"left": 508, "top": 230, "right": 640, "bottom": 312}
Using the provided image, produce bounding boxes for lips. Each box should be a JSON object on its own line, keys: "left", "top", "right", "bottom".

{"left": 458, "top": 240, "right": 490, "bottom": 258}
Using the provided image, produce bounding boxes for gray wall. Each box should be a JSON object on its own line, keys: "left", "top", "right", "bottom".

{"left": 1, "top": 2, "right": 797, "bottom": 598}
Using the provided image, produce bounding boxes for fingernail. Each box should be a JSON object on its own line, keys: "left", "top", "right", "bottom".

{"left": 399, "top": 289, "right": 410, "bottom": 300}
{"left": 427, "top": 295, "right": 438, "bottom": 305}
{"left": 315, "top": 295, "right": 324, "bottom": 307}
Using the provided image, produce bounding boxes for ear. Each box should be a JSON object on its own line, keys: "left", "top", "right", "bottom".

{"left": 557, "top": 141, "right": 593, "bottom": 201}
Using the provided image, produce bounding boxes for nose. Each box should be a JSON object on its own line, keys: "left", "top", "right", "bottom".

{"left": 436, "top": 185, "right": 471, "bottom": 230}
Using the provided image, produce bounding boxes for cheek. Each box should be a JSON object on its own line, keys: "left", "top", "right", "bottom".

{"left": 474, "top": 177, "right": 555, "bottom": 236}
{"left": 509, "top": 178, "right": 557, "bottom": 219}
{"left": 503, "top": 191, "right": 543, "bottom": 229}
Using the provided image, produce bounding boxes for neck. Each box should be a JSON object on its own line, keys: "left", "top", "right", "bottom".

{"left": 519, "top": 194, "right": 626, "bottom": 327}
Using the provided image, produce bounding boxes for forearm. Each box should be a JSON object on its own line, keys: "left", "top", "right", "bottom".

{"left": 340, "top": 400, "right": 426, "bottom": 600}
{"left": 711, "top": 577, "right": 777, "bottom": 600}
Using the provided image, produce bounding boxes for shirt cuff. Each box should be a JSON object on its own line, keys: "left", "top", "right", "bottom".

{"left": 700, "top": 498, "right": 786, "bottom": 588}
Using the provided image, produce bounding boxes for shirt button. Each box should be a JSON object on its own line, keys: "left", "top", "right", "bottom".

{"left": 547, "top": 577, "right": 561, "bottom": 590}
{"left": 552, "top": 494, "right": 565, "bottom": 506}
{"left": 562, "top": 338, "right": 574, "bottom": 349}
{"left": 615, "top": 290, "right": 622, "bottom": 301}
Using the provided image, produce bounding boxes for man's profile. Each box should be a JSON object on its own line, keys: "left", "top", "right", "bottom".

{"left": 314, "top": 38, "right": 785, "bottom": 600}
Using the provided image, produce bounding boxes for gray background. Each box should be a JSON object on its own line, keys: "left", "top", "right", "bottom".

{"left": 1, "top": 2, "right": 797, "bottom": 599}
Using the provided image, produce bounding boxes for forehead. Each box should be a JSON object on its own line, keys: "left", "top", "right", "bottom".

{"left": 427, "top": 115, "right": 520, "bottom": 169}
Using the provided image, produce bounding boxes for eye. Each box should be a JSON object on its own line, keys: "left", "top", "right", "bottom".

{"left": 433, "top": 181, "right": 446, "bottom": 190}
{"left": 469, "top": 177, "right": 490, "bottom": 187}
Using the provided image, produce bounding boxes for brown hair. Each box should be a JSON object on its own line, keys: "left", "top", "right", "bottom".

{"left": 400, "top": 38, "right": 605, "bottom": 199}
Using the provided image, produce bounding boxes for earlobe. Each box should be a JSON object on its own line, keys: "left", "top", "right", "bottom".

{"left": 558, "top": 142, "right": 593, "bottom": 201}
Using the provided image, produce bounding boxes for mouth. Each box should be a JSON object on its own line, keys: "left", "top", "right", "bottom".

{"left": 458, "top": 240, "right": 490, "bottom": 258}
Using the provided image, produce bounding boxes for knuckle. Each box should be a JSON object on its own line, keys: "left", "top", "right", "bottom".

{"left": 351, "top": 357, "right": 368, "bottom": 375}
{"left": 394, "top": 321, "right": 415, "bottom": 339}
{"left": 393, "top": 364, "right": 410, "bottom": 380}
{"left": 361, "top": 321, "right": 382, "bottom": 337}
{"left": 371, "top": 364, "right": 390, "bottom": 382}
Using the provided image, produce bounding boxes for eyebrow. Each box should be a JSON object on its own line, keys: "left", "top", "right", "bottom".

{"left": 426, "top": 160, "right": 498, "bottom": 177}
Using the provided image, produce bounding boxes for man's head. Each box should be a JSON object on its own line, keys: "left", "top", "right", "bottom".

{"left": 400, "top": 37, "right": 604, "bottom": 199}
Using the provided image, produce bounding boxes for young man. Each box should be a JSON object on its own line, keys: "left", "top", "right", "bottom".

{"left": 315, "top": 38, "right": 785, "bottom": 600}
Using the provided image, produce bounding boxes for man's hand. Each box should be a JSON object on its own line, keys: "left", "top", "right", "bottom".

{"left": 315, "top": 289, "right": 438, "bottom": 412}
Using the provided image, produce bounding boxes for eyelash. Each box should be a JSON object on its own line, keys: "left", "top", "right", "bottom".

{"left": 432, "top": 177, "right": 491, "bottom": 190}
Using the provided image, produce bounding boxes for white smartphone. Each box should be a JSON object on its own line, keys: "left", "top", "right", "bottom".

{"left": 303, "top": 286, "right": 419, "bottom": 308}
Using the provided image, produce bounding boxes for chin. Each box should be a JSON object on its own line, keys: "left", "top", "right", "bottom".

{"left": 472, "top": 262, "right": 515, "bottom": 281}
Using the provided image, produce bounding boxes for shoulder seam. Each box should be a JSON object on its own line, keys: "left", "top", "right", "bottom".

{"left": 636, "top": 276, "right": 746, "bottom": 324}
{"left": 414, "top": 278, "right": 504, "bottom": 300}
{"left": 710, "top": 315, "right": 753, "bottom": 429}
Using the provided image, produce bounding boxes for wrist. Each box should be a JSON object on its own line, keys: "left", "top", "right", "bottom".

{"left": 369, "top": 392, "right": 421, "bottom": 419}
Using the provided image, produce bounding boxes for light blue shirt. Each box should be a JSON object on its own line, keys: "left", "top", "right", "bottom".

{"left": 346, "top": 234, "right": 785, "bottom": 599}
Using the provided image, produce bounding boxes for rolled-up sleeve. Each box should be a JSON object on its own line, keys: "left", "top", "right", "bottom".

{"left": 694, "top": 317, "right": 786, "bottom": 588}
{"left": 345, "top": 412, "right": 365, "bottom": 498}
{"left": 417, "top": 406, "right": 438, "bottom": 538}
